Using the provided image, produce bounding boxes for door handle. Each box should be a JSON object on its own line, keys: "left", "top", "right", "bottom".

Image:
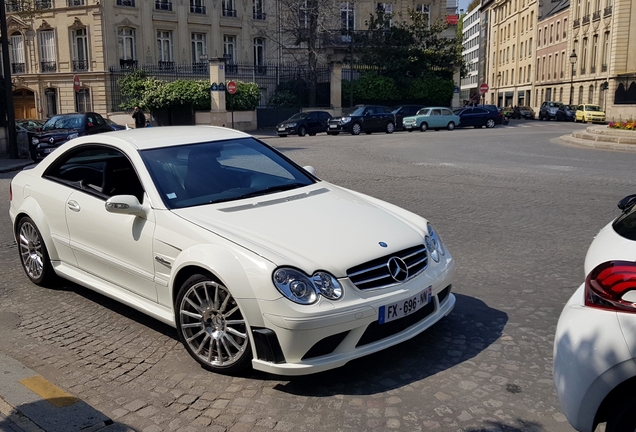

{"left": 67, "top": 200, "right": 81, "bottom": 212}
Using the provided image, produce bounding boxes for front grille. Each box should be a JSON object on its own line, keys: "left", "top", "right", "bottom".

{"left": 356, "top": 301, "right": 435, "bottom": 347}
{"left": 347, "top": 245, "right": 428, "bottom": 290}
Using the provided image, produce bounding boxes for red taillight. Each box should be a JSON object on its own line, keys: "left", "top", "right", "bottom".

{"left": 585, "top": 261, "right": 636, "bottom": 313}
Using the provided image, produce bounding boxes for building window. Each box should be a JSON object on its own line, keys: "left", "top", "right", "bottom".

{"left": 578, "top": 85, "right": 583, "bottom": 104}
{"left": 224, "top": 35, "right": 236, "bottom": 71}
{"left": 118, "top": 27, "right": 136, "bottom": 67}
{"left": 591, "top": 34, "right": 598, "bottom": 73}
{"left": 588, "top": 85, "right": 594, "bottom": 103}
{"left": 155, "top": 0, "right": 172, "bottom": 10}
{"left": 377, "top": 3, "right": 393, "bottom": 28}
{"left": 72, "top": 28, "right": 89, "bottom": 71}
{"left": 116, "top": 0, "right": 135, "bottom": 6}
{"left": 68, "top": 0, "right": 85, "bottom": 6}
{"left": 191, "top": 33, "right": 207, "bottom": 71}
{"left": 253, "top": 37, "right": 265, "bottom": 74}
{"left": 581, "top": 37, "right": 588, "bottom": 74}
{"left": 9, "top": 33, "right": 25, "bottom": 74}
{"left": 556, "top": 21, "right": 560, "bottom": 41}
{"left": 44, "top": 88, "right": 57, "bottom": 118}
{"left": 38, "top": 30, "right": 56, "bottom": 73}
{"left": 222, "top": 0, "right": 236, "bottom": 16}
{"left": 75, "top": 88, "right": 91, "bottom": 113}
{"left": 341, "top": 2, "right": 355, "bottom": 39}
{"left": 190, "top": 0, "right": 205, "bottom": 13}
{"left": 416, "top": 4, "right": 430, "bottom": 29}
{"left": 601, "top": 31, "right": 608, "bottom": 71}
{"left": 156, "top": 30, "right": 174, "bottom": 67}
{"left": 253, "top": 0, "right": 265, "bottom": 19}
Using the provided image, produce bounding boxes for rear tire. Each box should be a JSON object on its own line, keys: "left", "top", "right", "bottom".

{"left": 17, "top": 217, "right": 57, "bottom": 286}
{"left": 386, "top": 122, "right": 395, "bottom": 134}
{"left": 486, "top": 119, "right": 496, "bottom": 128}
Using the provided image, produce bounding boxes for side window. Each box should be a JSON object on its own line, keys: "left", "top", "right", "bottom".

{"left": 44, "top": 146, "right": 144, "bottom": 202}
{"left": 432, "top": 109, "right": 442, "bottom": 116}
{"left": 364, "top": 107, "right": 375, "bottom": 115}
{"left": 441, "top": 109, "right": 453, "bottom": 116}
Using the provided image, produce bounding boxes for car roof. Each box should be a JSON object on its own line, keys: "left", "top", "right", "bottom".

{"left": 71, "top": 125, "right": 251, "bottom": 151}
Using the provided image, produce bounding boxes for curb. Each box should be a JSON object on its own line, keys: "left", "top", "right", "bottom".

{"left": 0, "top": 353, "right": 113, "bottom": 432}
{"left": 559, "top": 133, "right": 636, "bottom": 152}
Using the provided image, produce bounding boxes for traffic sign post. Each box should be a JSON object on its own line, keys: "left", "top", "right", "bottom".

{"left": 479, "top": 83, "right": 489, "bottom": 94}
{"left": 227, "top": 81, "right": 237, "bottom": 129}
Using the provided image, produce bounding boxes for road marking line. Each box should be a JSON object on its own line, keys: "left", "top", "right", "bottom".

{"left": 18, "top": 376, "right": 78, "bottom": 407}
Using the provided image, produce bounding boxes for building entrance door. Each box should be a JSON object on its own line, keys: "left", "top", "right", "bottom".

{"left": 13, "top": 89, "right": 36, "bottom": 119}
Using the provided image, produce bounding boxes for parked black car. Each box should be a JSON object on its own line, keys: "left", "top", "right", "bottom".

{"left": 538, "top": 101, "right": 564, "bottom": 120}
{"left": 392, "top": 105, "right": 425, "bottom": 130}
{"left": 453, "top": 106, "right": 503, "bottom": 128}
{"left": 511, "top": 106, "right": 536, "bottom": 119}
{"left": 327, "top": 105, "right": 396, "bottom": 135}
{"left": 30, "top": 113, "right": 113, "bottom": 161}
{"left": 277, "top": 111, "right": 332, "bottom": 137}
{"left": 555, "top": 104, "right": 576, "bottom": 121}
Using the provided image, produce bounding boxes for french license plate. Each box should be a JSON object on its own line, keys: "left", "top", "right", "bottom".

{"left": 329, "top": 124, "right": 337, "bottom": 129}
{"left": 378, "top": 286, "right": 432, "bottom": 325}
{"left": 278, "top": 127, "right": 286, "bottom": 132}
{"left": 44, "top": 148, "right": 54, "bottom": 153}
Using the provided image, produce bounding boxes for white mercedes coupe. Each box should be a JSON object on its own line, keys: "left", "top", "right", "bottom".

{"left": 9, "top": 126, "right": 455, "bottom": 375}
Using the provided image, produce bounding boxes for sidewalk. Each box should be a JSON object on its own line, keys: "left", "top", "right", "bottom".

{"left": 0, "top": 156, "right": 33, "bottom": 174}
{"left": 0, "top": 353, "right": 120, "bottom": 432}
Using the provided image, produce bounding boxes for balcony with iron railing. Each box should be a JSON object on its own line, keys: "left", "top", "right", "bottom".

{"left": 253, "top": 11, "right": 266, "bottom": 20}
{"left": 11, "top": 63, "right": 25, "bottom": 74}
{"left": 582, "top": 14, "right": 590, "bottom": 24}
{"left": 573, "top": 18, "right": 580, "bottom": 28}
{"left": 155, "top": 1, "right": 172, "bottom": 11}
{"left": 116, "top": 0, "right": 135, "bottom": 6}
{"left": 73, "top": 60, "right": 89, "bottom": 71}
{"left": 68, "top": 0, "right": 85, "bottom": 6}
{"left": 593, "top": 10, "right": 600, "bottom": 21}
{"left": 604, "top": 5, "right": 612, "bottom": 16}
{"left": 35, "top": 0, "right": 52, "bottom": 9}
{"left": 222, "top": 8, "right": 237, "bottom": 17}
{"left": 580, "top": 67, "right": 586, "bottom": 75}
{"left": 41, "top": 61, "right": 56, "bottom": 72}
{"left": 120, "top": 59, "right": 138, "bottom": 70}
{"left": 191, "top": 4, "right": 205, "bottom": 13}
{"left": 590, "top": 66, "right": 596, "bottom": 74}
{"left": 602, "top": 64, "right": 607, "bottom": 72}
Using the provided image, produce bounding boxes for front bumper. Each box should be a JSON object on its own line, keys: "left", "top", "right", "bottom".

{"left": 553, "top": 283, "right": 636, "bottom": 432}
{"left": 30, "top": 141, "right": 67, "bottom": 159}
{"left": 327, "top": 122, "right": 351, "bottom": 133}
{"left": 277, "top": 126, "right": 297, "bottom": 135}
{"left": 249, "top": 258, "right": 455, "bottom": 375}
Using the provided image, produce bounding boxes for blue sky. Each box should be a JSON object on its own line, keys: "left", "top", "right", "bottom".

{"left": 459, "top": 0, "right": 470, "bottom": 13}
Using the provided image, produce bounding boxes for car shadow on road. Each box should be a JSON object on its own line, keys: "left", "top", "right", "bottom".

{"left": 464, "top": 419, "right": 546, "bottom": 431}
{"left": 271, "top": 293, "right": 507, "bottom": 395}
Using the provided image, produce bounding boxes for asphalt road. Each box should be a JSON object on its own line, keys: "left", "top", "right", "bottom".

{"left": 0, "top": 119, "right": 630, "bottom": 432}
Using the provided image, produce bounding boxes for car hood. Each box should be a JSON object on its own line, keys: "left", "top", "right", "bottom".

{"left": 172, "top": 183, "right": 427, "bottom": 275}
{"left": 34, "top": 128, "right": 81, "bottom": 139}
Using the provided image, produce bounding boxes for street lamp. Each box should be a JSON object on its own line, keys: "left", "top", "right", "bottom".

{"left": 569, "top": 50, "right": 577, "bottom": 105}
{"left": 496, "top": 72, "right": 501, "bottom": 106}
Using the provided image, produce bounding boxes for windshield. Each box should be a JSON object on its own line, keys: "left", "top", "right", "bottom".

{"left": 585, "top": 105, "right": 602, "bottom": 111}
{"left": 141, "top": 137, "right": 316, "bottom": 209}
{"left": 548, "top": 102, "right": 563, "bottom": 108}
{"left": 287, "top": 113, "right": 308, "bottom": 121}
{"left": 341, "top": 107, "right": 365, "bottom": 117}
{"left": 42, "top": 115, "right": 84, "bottom": 131}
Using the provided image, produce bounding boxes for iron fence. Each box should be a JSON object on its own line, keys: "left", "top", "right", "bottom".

{"left": 109, "top": 62, "right": 331, "bottom": 112}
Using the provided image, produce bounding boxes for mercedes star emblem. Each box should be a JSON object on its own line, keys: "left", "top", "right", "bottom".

{"left": 387, "top": 257, "right": 409, "bottom": 282}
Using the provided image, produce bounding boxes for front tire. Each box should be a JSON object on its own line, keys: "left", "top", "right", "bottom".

{"left": 486, "top": 118, "right": 496, "bottom": 128}
{"left": 385, "top": 122, "right": 395, "bottom": 134}
{"left": 17, "top": 217, "right": 56, "bottom": 286}
{"left": 176, "top": 273, "right": 252, "bottom": 374}
{"left": 606, "top": 395, "right": 636, "bottom": 432}
{"left": 298, "top": 126, "right": 307, "bottom": 137}
{"left": 420, "top": 123, "right": 428, "bottom": 132}
{"left": 351, "top": 123, "right": 361, "bottom": 135}
{"left": 447, "top": 122, "right": 455, "bottom": 131}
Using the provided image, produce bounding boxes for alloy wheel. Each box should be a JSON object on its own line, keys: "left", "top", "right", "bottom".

{"left": 19, "top": 220, "right": 44, "bottom": 281}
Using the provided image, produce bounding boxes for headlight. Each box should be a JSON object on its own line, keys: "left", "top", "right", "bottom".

{"left": 425, "top": 236, "right": 439, "bottom": 263}
{"left": 426, "top": 223, "right": 446, "bottom": 263}
{"left": 341, "top": 117, "right": 351, "bottom": 124}
{"left": 273, "top": 268, "right": 342, "bottom": 304}
{"left": 31, "top": 137, "right": 39, "bottom": 145}
{"left": 67, "top": 133, "right": 79, "bottom": 140}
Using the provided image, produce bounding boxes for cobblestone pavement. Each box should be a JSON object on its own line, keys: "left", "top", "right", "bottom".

{"left": 0, "top": 121, "right": 631, "bottom": 432}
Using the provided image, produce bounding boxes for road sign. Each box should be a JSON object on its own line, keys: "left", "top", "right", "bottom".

{"left": 479, "top": 83, "right": 489, "bottom": 94}
{"left": 227, "top": 81, "right": 237, "bottom": 94}
{"left": 73, "top": 75, "right": 81, "bottom": 92}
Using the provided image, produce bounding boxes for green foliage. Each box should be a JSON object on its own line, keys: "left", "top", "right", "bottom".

{"left": 118, "top": 73, "right": 259, "bottom": 111}
{"left": 226, "top": 82, "right": 260, "bottom": 111}
{"left": 267, "top": 90, "right": 299, "bottom": 108}
{"left": 407, "top": 76, "right": 455, "bottom": 106}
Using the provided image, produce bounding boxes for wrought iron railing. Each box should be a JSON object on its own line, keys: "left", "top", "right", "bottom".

{"left": 593, "top": 11, "right": 600, "bottom": 21}
{"left": 602, "top": 64, "right": 607, "bottom": 72}
{"left": 158, "top": 61, "right": 175, "bottom": 70}
{"left": 253, "top": 12, "right": 266, "bottom": 20}
{"left": 582, "top": 14, "right": 590, "bottom": 24}
{"left": 573, "top": 18, "right": 580, "bottom": 28}
{"left": 222, "top": 8, "right": 236, "bottom": 16}
{"left": 73, "top": 60, "right": 89, "bottom": 71}
{"left": 116, "top": 0, "right": 135, "bottom": 6}
{"left": 604, "top": 6, "right": 612, "bottom": 16}
{"left": 120, "top": 59, "right": 138, "bottom": 69}
{"left": 155, "top": 1, "right": 172, "bottom": 11}
{"left": 68, "top": 0, "right": 85, "bottom": 6}
{"left": 41, "top": 61, "right": 56, "bottom": 72}
{"left": 190, "top": 4, "right": 205, "bottom": 13}
{"left": 11, "top": 63, "right": 25, "bottom": 74}
{"left": 590, "top": 66, "right": 596, "bottom": 73}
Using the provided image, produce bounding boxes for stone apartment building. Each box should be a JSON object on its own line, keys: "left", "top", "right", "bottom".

{"left": 2, "top": 0, "right": 452, "bottom": 122}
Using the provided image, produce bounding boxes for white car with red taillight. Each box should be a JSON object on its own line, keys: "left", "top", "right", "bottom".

{"left": 554, "top": 194, "right": 636, "bottom": 432}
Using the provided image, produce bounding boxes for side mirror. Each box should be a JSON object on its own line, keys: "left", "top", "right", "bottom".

{"left": 105, "top": 195, "right": 144, "bottom": 215}
{"left": 618, "top": 194, "right": 636, "bottom": 212}
{"left": 303, "top": 165, "right": 316, "bottom": 176}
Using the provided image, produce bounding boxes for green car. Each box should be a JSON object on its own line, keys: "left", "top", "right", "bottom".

{"left": 402, "top": 107, "right": 461, "bottom": 132}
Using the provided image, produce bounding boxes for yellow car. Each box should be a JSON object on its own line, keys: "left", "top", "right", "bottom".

{"left": 575, "top": 104, "right": 606, "bottom": 123}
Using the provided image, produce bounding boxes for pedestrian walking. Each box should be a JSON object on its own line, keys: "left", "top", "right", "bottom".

{"left": 132, "top": 106, "right": 146, "bottom": 128}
